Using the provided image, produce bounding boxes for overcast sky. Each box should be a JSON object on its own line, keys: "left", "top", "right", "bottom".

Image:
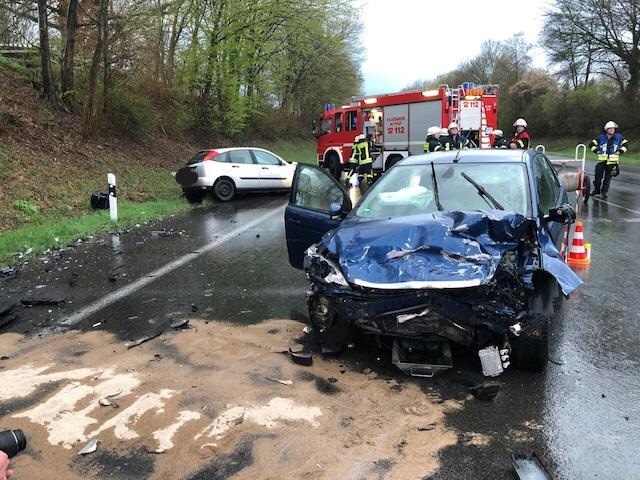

{"left": 359, "top": 0, "right": 551, "bottom": 94}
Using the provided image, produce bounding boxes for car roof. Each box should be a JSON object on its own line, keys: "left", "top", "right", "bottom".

{"left": 197, "top": 147, "right": 275, "bottom": 154}
{"left": 399, "top": 149, "right": 536, "bottom": 166}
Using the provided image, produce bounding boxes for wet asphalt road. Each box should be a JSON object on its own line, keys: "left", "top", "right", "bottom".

{"left": 2, "top": 161, "right": 640, "bottom": 479}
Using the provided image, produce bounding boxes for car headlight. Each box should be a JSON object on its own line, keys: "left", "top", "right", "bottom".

{"left": 304, "top": 245, "right": 349, "bottom": 287}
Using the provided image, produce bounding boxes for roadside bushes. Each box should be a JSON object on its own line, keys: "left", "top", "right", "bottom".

{"left": 104, "top": 87, "right": 158, "bottom": 137}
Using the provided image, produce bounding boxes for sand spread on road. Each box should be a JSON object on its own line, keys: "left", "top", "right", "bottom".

{"left": 0, "top": 319, "right": 460, "bottom": 479}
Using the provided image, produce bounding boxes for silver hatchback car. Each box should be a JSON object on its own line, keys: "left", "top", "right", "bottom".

{"left": 175, "top": 147, "right": 297, "bottom": 203}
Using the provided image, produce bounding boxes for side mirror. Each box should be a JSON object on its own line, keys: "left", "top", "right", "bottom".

{"left": 329, "top": 202, "right": 343, "bottom": 219}
{"left": 544, "top": 203, "right": 576, "bottom": 225}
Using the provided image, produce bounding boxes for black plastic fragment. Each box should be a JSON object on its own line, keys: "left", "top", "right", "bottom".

{"left": 469, "top": 382, "right": 500, "bottom": 401}
{"left": 289, "top": 347, "right": 313, "bottom": 366}
{"left": 20, "top": 298, "right": 66, "bottom": 306}
{"left": 511, "top": 452, "right": 551, "bottom": 480}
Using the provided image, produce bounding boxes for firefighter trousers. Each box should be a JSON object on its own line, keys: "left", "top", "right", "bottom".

{"left": 593, "top": 161, "right": 616, "bottom": 194}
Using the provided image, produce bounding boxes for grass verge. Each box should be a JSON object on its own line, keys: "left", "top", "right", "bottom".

{"left": 0, "top": 198, "right": 189, "bottom": 267}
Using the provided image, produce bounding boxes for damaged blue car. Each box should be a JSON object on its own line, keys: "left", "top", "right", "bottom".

{"left": 284, "top": 150, "right": 583, "bottom": 376}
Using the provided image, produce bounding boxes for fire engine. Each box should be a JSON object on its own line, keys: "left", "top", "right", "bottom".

{"left": 313, "top": 83, "right": 499, "bottom": 178}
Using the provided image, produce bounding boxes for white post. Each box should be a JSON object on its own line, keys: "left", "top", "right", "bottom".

{"left": 107, "top": 173, "right": 118, "bottom": 222}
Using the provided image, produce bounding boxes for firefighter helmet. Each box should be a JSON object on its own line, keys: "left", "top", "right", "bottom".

{"left": 440, "top": 128, "right": 449, "bottom": 136}
{"left": 513, "top": 118, "right": 527, "bottom": 127}
{"left": 427, "top": 126, "right": 439, "bottom": 136}
{"left": 448, "top": 122, "right": 459, "bottom": 130}
{"left": 354, "top": 134, "right": 365, "bottom": 142}
{"left": 604, "top": 121, "right": 618, "bottom": 130}
{"left": 493, "top": 129, "right": 503, "bottom": 137}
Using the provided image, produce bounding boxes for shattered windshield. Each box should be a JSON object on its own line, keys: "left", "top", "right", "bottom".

{"left": 355, "top": 163, "right": 530, "bottom": 220}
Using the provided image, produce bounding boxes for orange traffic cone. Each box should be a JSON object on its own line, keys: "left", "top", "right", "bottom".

{"left": 567, "top": 221, "right": 590, "bottom": 266}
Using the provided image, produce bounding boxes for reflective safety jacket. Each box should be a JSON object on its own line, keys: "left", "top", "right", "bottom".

{"left": 423, "top": 135, "right": 443, "bottom": 152}
{"left": 440, "top": 134, "right": 469, "bottom": 151}
{"left": 510, "top": 130, "right": 530, "bottom": 149}
{"left": 349, "top": 139, "right": 372, "bottom": 166}
{"left": 590, "top": 132, "right": 628, "bottom": 163}
{"left": 492, "top": 137, "right": 508, "bottom": 149}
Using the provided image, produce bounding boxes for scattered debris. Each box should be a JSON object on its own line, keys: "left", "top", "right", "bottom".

{"left": 289, "top": 348, "right": 313, "bottom": 366}
{"left": 151, "top": 228, "right": 183, "bottom": 237}
{"left": 418, "top": 423, "right": 437, "bottom": 431}
{"left": 511, "top": 452, "right": 551, "bottom": 480}
{"left": 141, "top": 298, "right": 157, "bottom": 304}
{"left": 170, "top": 318, "right": 190, "bottom": 329}
{"left": 468, "top": 382, "right": 501, "bottom": 401}
{"left": 363, "top": 368, "right": 372, "bottom": 375}
{"left": 78, "top": 439, "right": 100, "bottom": 455}
{"left": 266, "top": 377, "right": 294, "bottom": 386}
{"left": 20, "top": 298, "right": 66, "bottom": 306}
{"left": 127, "top": 331, "right": 164, "bottom": 349}
{"left": 92, "top": 322, "right": 102, "bottom": 328}
{"left": 548, "top": 358, "right": 564, "bottom": 366}
{"left": 108, "top": 274, "right": 117, "bottom": 282}
{"left": 303, "top": 325, "right": 313, "bottom": 334}
{"left": 327, "top": 377, "right": 338, "bottom": 383}
{"left": 191, "top": 304, "right": 198, "bottom": 312}
{"left": 0, "top": 267, "right": 15, "bottom": 276}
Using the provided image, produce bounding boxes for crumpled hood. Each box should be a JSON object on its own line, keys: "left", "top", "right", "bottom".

{"left": 320, "top": 210, "right": 582, "bottom": 295}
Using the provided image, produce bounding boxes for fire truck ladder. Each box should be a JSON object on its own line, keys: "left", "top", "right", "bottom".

{"left": 449, "top": 86, "right": 461, "bottom": 125}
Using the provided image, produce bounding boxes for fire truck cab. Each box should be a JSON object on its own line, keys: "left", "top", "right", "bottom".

{"left": 313, "top": 83, "right": 499, "bottom": 179}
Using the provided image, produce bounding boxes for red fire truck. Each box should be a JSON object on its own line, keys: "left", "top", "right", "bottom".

{"left": 313, "top": 83, "right": 499, "bottom": 178}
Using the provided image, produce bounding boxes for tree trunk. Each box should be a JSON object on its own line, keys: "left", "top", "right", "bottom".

{"left": 61, "top": 0, "right": 79, "bottom": 102}
{"left": 84, "top": 0, "right": 109, "bottom": 137}
{"left": 37, "top": 0, "right": 57, "bottom": 106}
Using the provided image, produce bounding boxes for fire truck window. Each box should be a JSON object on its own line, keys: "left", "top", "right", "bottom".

{"left": 346, "top": 111, "right": 357, "bottom": 131}
{"left": 334, "top": 113, "right": 343, "bottom": 132}
{"left": 320, "top": 118, "right": 331, "bottom": 136}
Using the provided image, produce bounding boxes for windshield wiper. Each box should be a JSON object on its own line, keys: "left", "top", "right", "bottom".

{"left": 430, "top": 162, "right": 444, "bottom": 211}
{"left": 460, "top": 172, "right": 504, "bottom": 210}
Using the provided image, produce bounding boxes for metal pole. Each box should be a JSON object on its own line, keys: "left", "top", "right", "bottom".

{"left": 107, "top": 173, "right": 117, "bottom": 222}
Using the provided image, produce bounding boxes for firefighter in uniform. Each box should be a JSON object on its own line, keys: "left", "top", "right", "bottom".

{"left": 440, "top": 122, "right": 469, "bottom": 150}
{"left": 590, "top": 121, "right": 628, "bottom": 199}
{"left": 509, "top": 118, "right": 530, "bottom": 149}
{"left": 492, "top": 129, "right": 508, "bottom": 148}
{"left": 348, "top": 134, "right": 373, "bottom": 190}
{"left": 423, "top": 126, "right": 443, "bottom": 152}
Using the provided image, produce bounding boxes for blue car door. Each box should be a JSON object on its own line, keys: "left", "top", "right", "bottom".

{"left": 532, "top": 154, "right": 566, "bottom": 247}
{"left": 285, "top": 164, "right": 352, "bottom": 269}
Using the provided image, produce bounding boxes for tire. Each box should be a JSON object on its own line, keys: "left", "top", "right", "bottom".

{"left": 512, "top": 313, "right": 549, "bottom": 371}
{"left": 213, "top": 178, "right": 236, "bottom": 202}
{"left": 184, "top": 190, "right": 204, "bottom": 204}
{"left": 325, "top": 154, "right": 341, "bottom": 180}
{"left": 582, "top": 173, "right": 591, "bottom": 204}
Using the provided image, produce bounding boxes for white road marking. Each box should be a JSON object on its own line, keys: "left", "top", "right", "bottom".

{"left": 623, "top": 218, "right": 640, "bottom": 223}
{"left": 62, "top": 207, "right": 284, "bottom": 326}
{"left": 591, "top": 196, "right": 640, "bottom": 215}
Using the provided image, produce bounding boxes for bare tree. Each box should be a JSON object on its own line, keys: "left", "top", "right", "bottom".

{"left": 37, "top": 0, "right": 58, "bottom": 106}
{"left": 543, "top": 0, "right": 640, "bottom": 102}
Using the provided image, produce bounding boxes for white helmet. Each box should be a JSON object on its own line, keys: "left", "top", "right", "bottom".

{"left": 448, "top": 122, "right": 459, "bottom": 130}
{"left": 440, "top": 128, "right": 449, "bottom": 136}
{"left": 604, "top": 121, "right": 618, "bottom": 130}
{"left": 513, "top": 118, "right": 527, "bottom": 127}
{"left": 427, "top": 126, "right": 440, "bottom": 136}
{"left": 354, "top": 134, "right": 365, "bottom": 142}
{"left": 493, "top": 129, "right": 503, "bottom": 137}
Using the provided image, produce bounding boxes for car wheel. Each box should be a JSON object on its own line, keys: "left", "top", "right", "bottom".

{"left": 512, "top": 313, "right": 549, "bottom": 371}
{"left": 184, "top": 190, "right": 204, "bottom": 204}
{"left": 581, "top": 173, "right": 591, "bottom": 203}
{"left": 325, "top": 153, "right": 341, "bottom": 180}
{"left": 213, "top": 178, "right": 236, "bottom": 202}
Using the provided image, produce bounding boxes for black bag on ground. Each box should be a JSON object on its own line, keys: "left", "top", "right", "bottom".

{"left": 90, "top": 191, "right": 109, "bottom": 210}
